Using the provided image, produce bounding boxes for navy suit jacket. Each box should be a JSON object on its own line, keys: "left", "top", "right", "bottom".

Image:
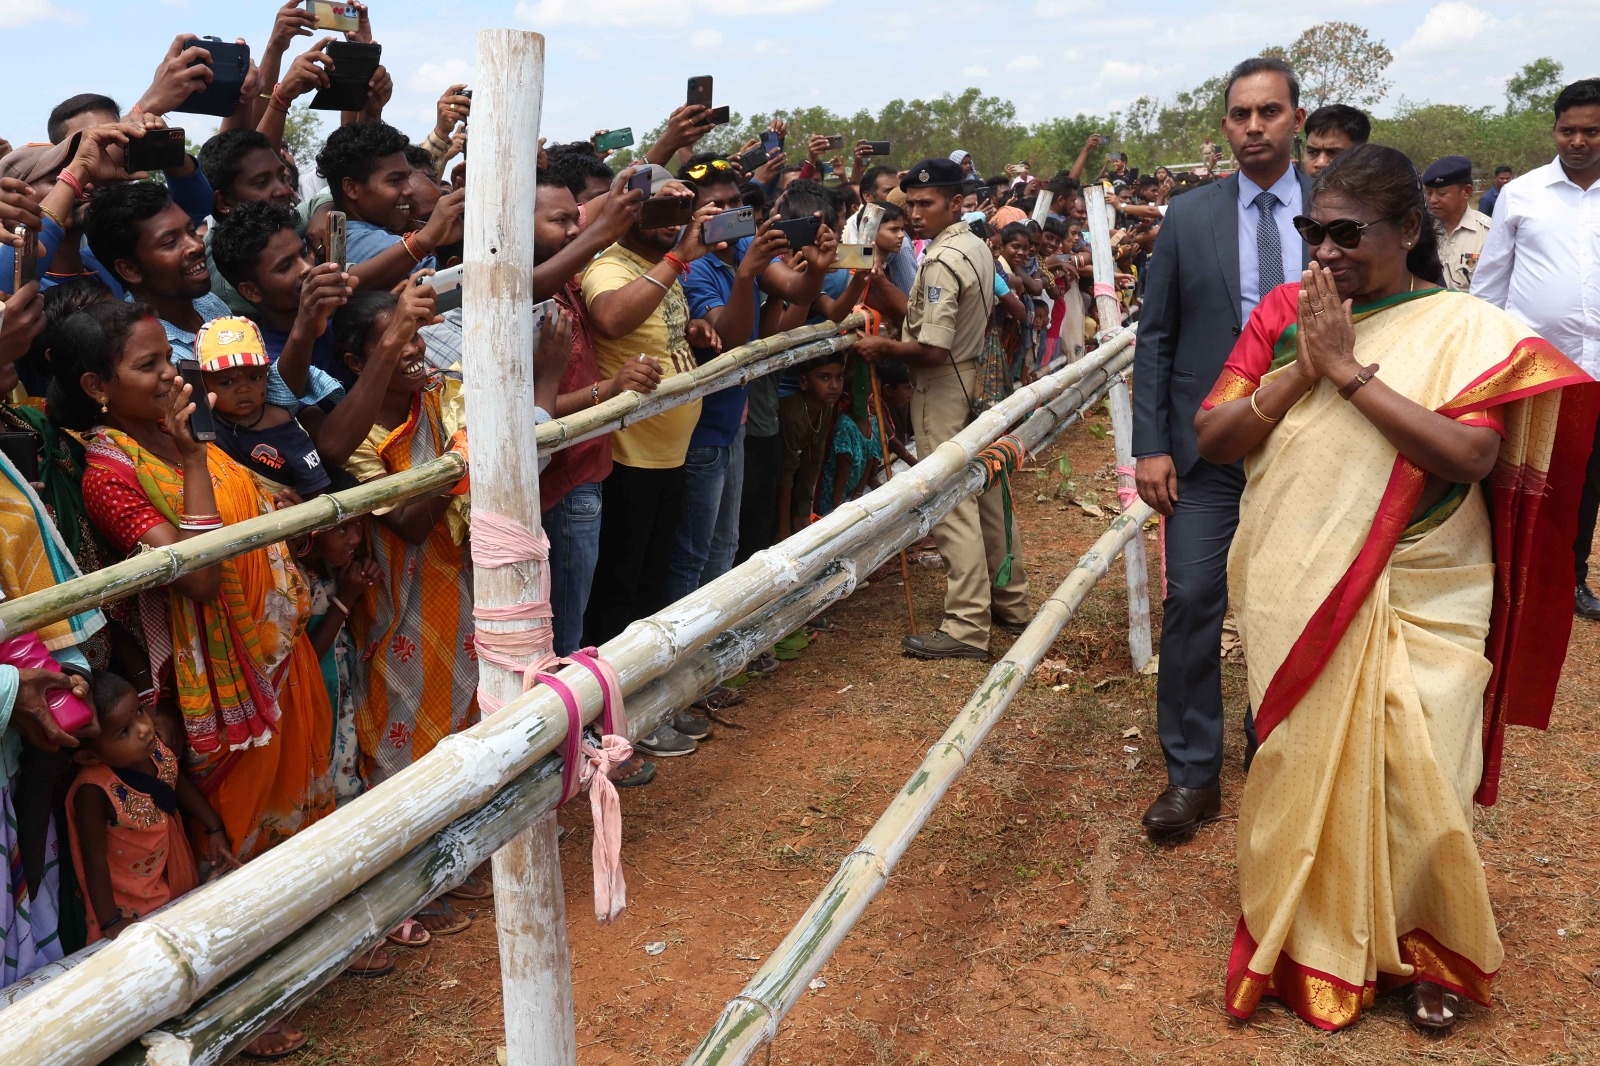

{"left": 1132, "top": 168, "right": 1315, "bottom": 475}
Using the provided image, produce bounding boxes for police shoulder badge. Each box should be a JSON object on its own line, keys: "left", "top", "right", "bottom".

{"left": 927, "top": 285, "right": 942, "bottom": 303}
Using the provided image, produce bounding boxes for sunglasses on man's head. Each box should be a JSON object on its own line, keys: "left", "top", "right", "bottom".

{"left": 685, "top": 159, "right": 733, "bottom": 181}
{"left": 1292, "top": 215, "right": 1387, "bottom": 249}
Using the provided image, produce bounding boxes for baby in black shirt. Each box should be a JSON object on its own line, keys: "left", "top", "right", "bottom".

{"left": 196, "top": 317, "right": 331, "bottom": 497}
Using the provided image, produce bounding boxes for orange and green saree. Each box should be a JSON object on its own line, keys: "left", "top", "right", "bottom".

{"left": 344, "top": 376, "right": 478, "bottom": 784}
{"left": 1203, "top": 284, "right": 1598, "bottom": 1030}
{"left": 82, "top": 432, "right": 334, "bottom": 860}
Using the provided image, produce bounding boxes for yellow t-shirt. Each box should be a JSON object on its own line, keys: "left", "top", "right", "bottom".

{"left": 581, "top": 244, "right": 702, "bottom": 470}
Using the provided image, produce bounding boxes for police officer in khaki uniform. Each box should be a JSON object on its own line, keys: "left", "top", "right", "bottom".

{"left": 855, "top": 158, "right": 1031, "bottom": 659}
{"left": 1422, "top": 156, "right": 1493, "bottom": 292}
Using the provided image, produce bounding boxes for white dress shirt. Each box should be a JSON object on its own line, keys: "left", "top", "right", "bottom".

{"left": 1471, "top": 158, "right": 1600, "bottom": 378}
{"left": 1236, "top": 166, "right": 1304, "bottom": 325}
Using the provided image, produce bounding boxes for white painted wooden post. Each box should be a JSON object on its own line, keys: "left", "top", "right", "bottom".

{"left": 1082, "top": 185, "right": 1152, "bottom": 670}
{"left": 460, "top": 29, "right": 577, "bottom": 1066}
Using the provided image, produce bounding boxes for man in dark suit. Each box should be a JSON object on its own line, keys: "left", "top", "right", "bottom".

{"left": 1132, "top": 56, "right": 1312, "bottom": 841}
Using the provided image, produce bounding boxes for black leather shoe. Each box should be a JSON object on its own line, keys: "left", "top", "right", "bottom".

{"left": 991, "top": 611, "right": 1031, "bottom": 635}
{"left": 1577, "top": 583, "right": 1600, "bottom": 621}
{"left": 1243, "top": 734, "right": 1259, "bottom": 772}
{"left": 1141, "top": 785, "right": 1222, "bottom": 842}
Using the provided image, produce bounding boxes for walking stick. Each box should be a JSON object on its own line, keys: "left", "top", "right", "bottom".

{"left": 858, "top": 299, "right": 919, "bottom": 634}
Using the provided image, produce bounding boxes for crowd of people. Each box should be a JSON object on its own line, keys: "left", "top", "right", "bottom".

{"left": 0, "top": 0, "right": 1596, "bottom": 1055}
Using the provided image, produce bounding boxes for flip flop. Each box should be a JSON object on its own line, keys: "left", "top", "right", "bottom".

{"left": 385, "top": 918, "right": 432, "bottom": 948}
{"left": 413, "top": 901, "right": 472, "bottom": 936}
{"left": 446, "top": 873, "right": 494, "bottom": 902}
{"left": 610, "top": 754, "right": 656, "bottom": 788}
{"left": 344, "top": 945, "right": 395, "bottom": 978}
{"left": 241, "top": 1021, "right": 307, "bottom": 1060}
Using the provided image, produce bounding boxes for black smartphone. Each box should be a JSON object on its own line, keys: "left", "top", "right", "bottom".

{"left": 638, "top": 197, "right": 695, "bottom": 230}
{"left": 125, "top": 128, "right": 187, "bottom": 173}
{"left": 863, "top": 141, "right": 891, "bottom": 157}
{"left": 968, "top": 219, "right": 992, "bottom": 240}
{"left": 761, "top": 130, "right": 784, "bottom": 153}
{"left": 628, "top": 168, "right": 653, "bottom": 195}
{"left": 687, "top": 76, "right": 713, "bottom": 107}
{"left": 310, "top": 41, "right": 382, "bottom": 111}
{"left": 326, "top": 210, "right": 347, "bottom": 270}
{"left": 13, "top": 225, "right": 36, "bottom": 292}
{"left": 177, "top": 37, "right": 249, "bottom": 118}
{"left": 702, "top": 207, "right": 756, "bottom": 245}
{"left": 174, "top": 359, "right": 218, "bottom": 442}
{"left": 706, "top": 105, "right": 730, "bottom": 126}
{"left": 0, "top": 432, "right": 39, "bottom": 483}
{"left": 772, "top": 215, "right": 821, "bottom": 249}
{"left": 974, "top": 185, "right": 993, "bottom": 203}
{"left": 737, "top": 146, "right": 769, "bottom": 174}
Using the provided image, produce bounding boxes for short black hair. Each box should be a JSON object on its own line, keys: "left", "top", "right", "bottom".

{"left": 999, "top": 222, "right": 1032, "bottom": 245}
{"left": 402, "top": 143, "right": 436, "bottom": 176}
{"left": 89, "top": 670, "right": 138, "bottom": 721}
{"left": 1225, "top": 56, "right": 1300, "bottom": 110}
{"left": 876, "top": 360, "right": 909, "bottom": 387}
{"left": 547, "top": 151, "right": 613, "bottom": 198}
{"left": 1042, "top": 216, "right": 1068, "bottom": 238}
{"left": 47, "top": 93, "right": 119, "bottom": 145}
{"left": 1494, "top": 165, "right": 1513, "bottom": 175}
{"left": 878, "top": 202, "right": 905, "bottom": 225}
{"left": 315, "top": 121, "right": 411, "bottom": 209}
{"left": 535, "top": 167, "right": 570, "bottom": 190}
{"left": 212, "top": 200, "right": 303, "bottom": 289}
{"left": 84, "top": 182, "right": 175, "bottom": 281}
{"left": 197, "top": 129, "right": 278, "bottom": 199}
{"left": 1554, "top": 78, "right": 1600, "bottom": 121}
{"left": 47, "top": 300, "right": 155, "bottom": 432}
{"left": 859, "top": 165, "right": 897, "bottom": 194}
{"left": 775, "top": 179, "right": 837, "bottom": 230}
{"left": 545, "top": 140, "right": 600, "bottom": 161}
{"left": 1304, "top": 104, "right": 1370, "bottom": 144}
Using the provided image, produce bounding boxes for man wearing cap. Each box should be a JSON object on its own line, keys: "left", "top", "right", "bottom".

{"left": 1423, "top": 156, "right": 1492, "bottom": 292}
{"left": 855, "top": 157, "right": 1031, "bottom": 660}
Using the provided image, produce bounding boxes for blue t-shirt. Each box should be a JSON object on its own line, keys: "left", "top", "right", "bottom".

{"left": 257, "top": 321, "right": 348, "bottom": 411}
{"left": 682, "top": 238, "right": 755, "bottom": 449}
{"left": 346, "top": 219, "right": 436, "bottom": 273}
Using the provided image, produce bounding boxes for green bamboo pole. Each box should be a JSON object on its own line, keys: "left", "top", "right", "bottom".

{"left": 0, "top": 318, "right": 861, "bottom": 644}
{"left": 685, "top": 499, "right": 1157, "bottom": 1066}
{"left": 95, "top": 373, "right": 1126, "bottom": 1066}
{"left": 0, "top": 340, "right": 1130, "bottom": 1066}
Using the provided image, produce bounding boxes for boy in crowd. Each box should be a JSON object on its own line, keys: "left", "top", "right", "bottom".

{"left": 197, "top": 129, "right": 301, "bottom": 315}
{"left": 776, "top": 353, "right": 846, "bottom": 539}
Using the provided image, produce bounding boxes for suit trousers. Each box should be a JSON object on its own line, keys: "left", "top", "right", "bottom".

{"left": 1156, "top": 458, "right": 1254, "bottom": 788}
{"left": 911, "top": 365, "right": 1029, "bottom": 650}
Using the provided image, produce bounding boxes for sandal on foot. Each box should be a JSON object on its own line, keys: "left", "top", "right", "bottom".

{"left": 344, "top": 945, "right": 395, "bottom": 978}
{"left": 1406, "top": 980, "right": 1461, "bottom": 1033}
{"left": 609, "top": 754, "right": 656, "bottom": 788}
{"left": 242, "top": 1021, "right": 307, "bottom": 1060}
{"left": 413, "top": 901, "right": 472, "bottom": 936}
{"left": 445, "top": 873, "right": 493, "bottom": 902}
{"left": 386, "top": 918, "right": 432, "bottom": 948}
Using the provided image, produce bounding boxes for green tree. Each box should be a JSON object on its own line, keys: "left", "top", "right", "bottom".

{"left": 1505, "top": 57, "right": 1564, "bottom": 116}
{"left": 282, "top": 105, "right": 327, "bottom": 172}
{"left": 1118, "top": 73, "right": 1227, "bottom": 168}
{"left": 1283, "top": 20, "right": 1392, "bottom": 110}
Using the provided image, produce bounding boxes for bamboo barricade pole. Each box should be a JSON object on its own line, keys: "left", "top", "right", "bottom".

{"left": 868, "top": 365, "right": 918, "bottom": 633}
{"left": 92, "top": 365, "right": 1129, "bottom": 1066}
{"left": 0, "top": 341, "right": 1130, "bottom": 1066}
{"left": 0, "top": 321, "right": 854, "bottom": 643}
{"left": 1082, "top": 185, "right": 1152, "bottom": 670}
{"left": 684, "top": 499, "right": 1157, "bottom": 1066}
{"left": 458, "top": 29, "right": 577, "bottom": 1066}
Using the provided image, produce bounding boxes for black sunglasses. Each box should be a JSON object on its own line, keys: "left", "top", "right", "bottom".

{"left": 1292, "top": 215, "right": 1389, "bottom": 249}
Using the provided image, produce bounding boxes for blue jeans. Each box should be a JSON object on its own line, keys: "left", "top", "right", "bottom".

{"left": 544, "top": 481, "right": 603, "bottom": 656}
{"left": 703, "top": 424, "right": 745, "bottom": 585}
{"left": 663, "top": 431, "right": 739, "bottom": 605}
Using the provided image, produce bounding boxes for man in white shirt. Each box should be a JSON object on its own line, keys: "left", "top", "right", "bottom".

{"left": 1472, "top": 77, "right": 1600, "bottom": 617}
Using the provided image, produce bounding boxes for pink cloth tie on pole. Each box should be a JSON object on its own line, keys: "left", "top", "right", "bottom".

{"left": 470, "top": 508, "right": 630, "bottom": 922}
{"left": 1092, "top": 282, "right": 1117, "bottom": 299}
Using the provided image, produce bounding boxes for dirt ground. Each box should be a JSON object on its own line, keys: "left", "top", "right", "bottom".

{"left": 295, "top": 406, "right": 1600, "bottom": 1065}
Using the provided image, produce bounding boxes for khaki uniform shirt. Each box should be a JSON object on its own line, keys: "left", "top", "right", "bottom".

{"left": 902, "top": 221, "right": 995, "bottom": 368}
{"left": 1436, "top": 207, "right": 1493, "bottom": 292}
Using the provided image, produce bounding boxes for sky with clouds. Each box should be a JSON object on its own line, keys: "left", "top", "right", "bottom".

{"left": 2, "top": 0, "right": 1596, "bottom": 148}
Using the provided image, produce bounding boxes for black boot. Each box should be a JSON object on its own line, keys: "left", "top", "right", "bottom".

{"left": 1577, "top": 583, "right": 1600, "bottom": 621}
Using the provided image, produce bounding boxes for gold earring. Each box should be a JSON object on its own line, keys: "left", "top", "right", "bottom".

{"left": 98, "top": 398, "right": 108, "bottom": 413}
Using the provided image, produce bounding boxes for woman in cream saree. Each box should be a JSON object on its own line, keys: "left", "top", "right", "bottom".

{"left": 1196, "top": 145, "right": 1597, "bottom": 1032}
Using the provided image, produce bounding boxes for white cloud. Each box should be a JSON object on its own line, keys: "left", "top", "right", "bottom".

{"left": 962, "top": 65, "right": 990, "bottom": 78}
{"left": 1095, "top": 59, "right": 1162, "bottom": 89}
{"left": 514, "top": 0, "right": 826, "bottom": 26}
{"left": 1400, "top": 2, "right": 1502, "bottom": 53}
{"left": 411, "top": 59, "right": 475, "bottom": 94}
{"left": 690, "top": 28, "right": 723, "bottom": 48}
{"left": 1007, "top": 55, "right": 1042, "bottom": 73}
{"left": 1032, "top": 0, "right": 1086, "bottom": 16}
{"left": 0, "top": 0, "right": 59, "bottom": 26}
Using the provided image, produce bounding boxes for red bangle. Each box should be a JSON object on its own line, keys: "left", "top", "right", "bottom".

{"left": 57, "top": 168, "right": 88, "bottom": 201}
{"left": 401, "top": 232, "right": 424, "bottom": 263}
{"left": 663, "top": 252, "right": 690, "bottom": 276}
{"left": 270, "top": 88, "right": 291, "bottom": 113}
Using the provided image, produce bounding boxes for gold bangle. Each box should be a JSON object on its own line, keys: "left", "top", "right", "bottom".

{"left": 1249, "top": 390, "right": 1280, "bottom": 425}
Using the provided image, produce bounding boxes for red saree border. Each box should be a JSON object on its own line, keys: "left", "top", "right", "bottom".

{"left": 1226, "top": 919, "right": 1498, "bottom": 1030}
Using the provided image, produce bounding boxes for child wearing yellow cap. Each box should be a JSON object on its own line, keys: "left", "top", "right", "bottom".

{"left": 196, "top": 317, "right": 331, "bottom": 497}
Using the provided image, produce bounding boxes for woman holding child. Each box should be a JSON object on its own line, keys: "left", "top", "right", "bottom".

{"left": 1196, "top": 145, "right": 1597, "bottom": 1033}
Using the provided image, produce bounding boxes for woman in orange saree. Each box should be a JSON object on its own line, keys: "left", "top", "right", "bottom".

{"left": 53, "top": 304, "right": 334, "bottom": 867}
{"left": 1195, "top": 146, "right": 1597, "bottom": 1033}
